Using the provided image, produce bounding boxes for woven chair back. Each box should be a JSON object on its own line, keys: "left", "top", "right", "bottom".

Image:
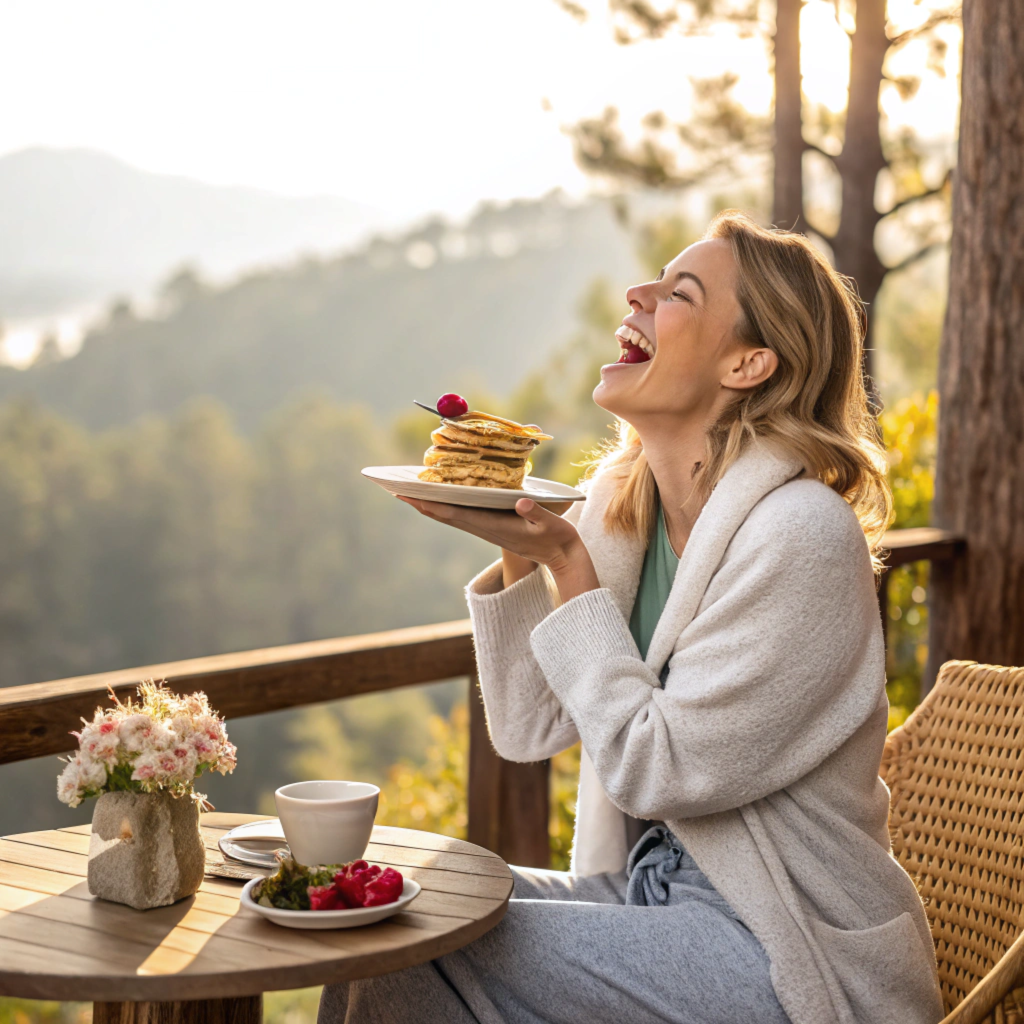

{"left": 881, "top": 661, "right": 1024, "bottom": 1016}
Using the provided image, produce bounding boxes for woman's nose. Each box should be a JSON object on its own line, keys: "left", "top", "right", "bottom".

{"left": 625, "top": 282, "right": 655, "bottom": 312}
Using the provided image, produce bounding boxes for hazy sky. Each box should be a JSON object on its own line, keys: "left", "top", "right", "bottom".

{"left": 1, "top": 0, "right": 957, "bottom": 220}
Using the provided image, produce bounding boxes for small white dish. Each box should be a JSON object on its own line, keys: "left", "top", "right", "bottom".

{"left": 218, "top": 818, "right": 289, "bottom": 869}
{"left": 241, "top": 876, "right": 421, "bottom": 930}
{"left": 362, "top": 465, "right": 586, "bottom": 510}
{"left": 275, "top": 780, "right": 379, "bottom": 867}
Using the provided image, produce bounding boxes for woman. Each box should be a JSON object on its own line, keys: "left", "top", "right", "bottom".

{"left": 321, "top": 211, "right": 944, "bottom": 1024}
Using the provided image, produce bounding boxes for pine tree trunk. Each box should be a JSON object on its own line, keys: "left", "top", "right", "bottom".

{"left": 831, "top": 0, "right": 888, "bottom": 379}
{"left": 772, "top": 0, "right": 804, "bottom": 228}
{"left": 926, "top": 0, "right": 1024, "bottom": 683}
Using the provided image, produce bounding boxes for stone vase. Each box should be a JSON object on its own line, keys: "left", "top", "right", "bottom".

{"left": 87, "top": 790, "right": 206, "bottom": 909}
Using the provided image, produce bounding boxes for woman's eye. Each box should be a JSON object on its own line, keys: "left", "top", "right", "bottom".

{"left": 672, "top": 291, "right": 691, "bottom": 302}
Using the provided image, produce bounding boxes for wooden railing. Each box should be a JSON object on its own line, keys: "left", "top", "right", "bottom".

{"left": 0, "top": 527, "right": 965, "bottom": 868}
{"left": 877, "top": 528, "right": 966, "bottom": 682}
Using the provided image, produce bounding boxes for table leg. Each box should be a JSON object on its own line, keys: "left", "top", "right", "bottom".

{"left": 93, "top": 996, "right": 262, "bottom": 1024}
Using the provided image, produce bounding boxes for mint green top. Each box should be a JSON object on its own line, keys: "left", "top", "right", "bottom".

{"left": 628, "top": 503, "right": 680, "bottom": 661}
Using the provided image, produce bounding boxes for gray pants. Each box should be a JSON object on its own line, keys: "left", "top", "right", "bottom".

{"left": 319, "top": 828, "right": 790, "bottom": 1024}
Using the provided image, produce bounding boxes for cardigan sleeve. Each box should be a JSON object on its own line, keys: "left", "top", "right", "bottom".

{"left": 529, "top": 489, "right": 885, "bottom": 819}
{"left": 464, "top": 499, "right": 586, "bottom": 763}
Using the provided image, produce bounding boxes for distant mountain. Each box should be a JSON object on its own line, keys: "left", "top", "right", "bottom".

{"left": 0, "top": 193, "right": 642, "bottom": 428}
{"left": 0, "top": 148, "right": 395, "bottom": 316}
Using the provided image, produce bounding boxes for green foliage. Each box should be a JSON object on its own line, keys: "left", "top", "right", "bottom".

{"left": 880, "top": 391, "right": 939, "bottom": 728}
{"left": 550, "top": 743, "right": 581, "bottom": 871}
{"left": 874, "top": 255, "right": 946, "bottom": 400}
{"left": 257, "top": 856, "right": 338, "bottom": 911}
{"left": 264, "top": 988, "right": 324, "bottom": 1024}
{"left": 0, "top": 1003, "right": 88, "bottom": 1024}
{"left": 377, "top": 703, "right": 469, "bottom": 838}
{"left": 286, "top": 690, "right": 438, "bottom": 791}
{"left": 882, "top": 390, "right": 937, "bottom": 530}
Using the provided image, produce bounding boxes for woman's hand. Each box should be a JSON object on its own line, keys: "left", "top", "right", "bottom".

{"left": 396, "top": 496, "right": 600, "bottom": 603}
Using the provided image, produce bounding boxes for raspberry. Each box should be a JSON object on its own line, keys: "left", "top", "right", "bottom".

{"left": 362, "top": 866, "right": 404, "bottom": 906}
{"left": 334, "top": 860, "right": 380, "bottom": 909}
{"left": 308, "top": 884, "right": 342, "bottom": 911}
{"left": 436, "top": 393, "right": 469, "bottom": 418}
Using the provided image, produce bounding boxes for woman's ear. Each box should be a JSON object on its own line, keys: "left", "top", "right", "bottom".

{"left": 721, "top": 347, "right": 778, "bottom": 391}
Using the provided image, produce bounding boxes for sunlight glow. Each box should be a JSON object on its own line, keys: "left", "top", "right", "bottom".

{"left": 801, "top": 2, "right": 852, "bottom": 113}
{"left": 0, "top": 0, "right": 957, "bottom": 222}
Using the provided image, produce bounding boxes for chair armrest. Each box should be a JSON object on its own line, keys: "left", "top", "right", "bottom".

{"left": 940, "top": 930, "right": 1024, "bottom": 1024}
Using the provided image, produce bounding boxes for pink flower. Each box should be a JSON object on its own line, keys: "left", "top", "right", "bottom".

{"left": 77, "top": 754, "right": 107, "bottom": 790}
{"left": 78, "top": 720, "right": 120, "bottom": 768}
{"left": 130, "top": 752, "right": 160, "bottom": 781}
{"left": 59, "top": 680, "right": 236, "bottom": 804}
{"left": 148, "top": 721, "right": 177, "bottom": 751}
{"left": 57, "top": 760, "right": 83, "bottom": 807}
{"left": 170, "top": 715, "right": 194, "bottom": 740}
{"left": 215, "top": 740, "right": 238, "bottom": 774}
{"left": 119, "top": 714, "right": 154, "bottom": 753}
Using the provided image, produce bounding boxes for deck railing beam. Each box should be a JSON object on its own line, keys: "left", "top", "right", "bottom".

{"left": 0, "top": 621, "right": 475, "bottom": 766}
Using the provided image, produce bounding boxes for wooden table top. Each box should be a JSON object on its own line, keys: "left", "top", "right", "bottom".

{"left": 0, "top": 812, "right": 513, "bottom": 1003}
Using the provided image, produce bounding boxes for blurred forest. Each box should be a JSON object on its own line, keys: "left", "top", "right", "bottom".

{"left": 0, "top": 195, "right": 640, "bottom": 428}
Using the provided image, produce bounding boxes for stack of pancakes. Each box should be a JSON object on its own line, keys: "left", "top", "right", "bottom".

{"left": 419, "top": 411, "right": 552, "bottom": 489}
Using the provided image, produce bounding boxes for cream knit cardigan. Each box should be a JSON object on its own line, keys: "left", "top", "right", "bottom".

{"left": 466, "top": 444, "right": 943, "bottom": 1024}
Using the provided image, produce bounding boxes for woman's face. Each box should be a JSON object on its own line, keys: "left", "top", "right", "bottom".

{"left": 594, "top": 238, "right": 768, "bottom": 427}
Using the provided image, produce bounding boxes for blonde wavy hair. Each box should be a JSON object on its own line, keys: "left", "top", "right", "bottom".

{"left": 592, "top": 209, "right": 893, "bottom": 569}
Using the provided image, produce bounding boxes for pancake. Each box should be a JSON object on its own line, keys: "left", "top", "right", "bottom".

{"left": 418, "top": 408, "right": 551, "bottom": 490}
{"left": 421, "top": 444, "right": 531, "bottom": 488}
{"left": 432, "top": 422, "right": 540, "bottom": 453}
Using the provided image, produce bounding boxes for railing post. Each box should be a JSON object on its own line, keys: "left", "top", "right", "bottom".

{"left": 878, "top": 567, "right": 890, "bottom": 648}
{"left": 467, "top": 671, "right": 550, "bottom": 868}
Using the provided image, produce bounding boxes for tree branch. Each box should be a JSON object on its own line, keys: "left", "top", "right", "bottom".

{"left": 885, "top": 240, "right": 948, "bottom": 275}
{"left": 882, "top": 171, "right": 953, "bottom": 219}
{"left": 888, "top": 7, "right": 961, "bottom": 49}
{"left": 803, "top": 140, "right": 840, "bottom": 167}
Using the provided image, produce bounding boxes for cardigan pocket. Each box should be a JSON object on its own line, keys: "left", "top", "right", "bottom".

{"left": 809, "top": 912, "right": 942, "bottom": 1024}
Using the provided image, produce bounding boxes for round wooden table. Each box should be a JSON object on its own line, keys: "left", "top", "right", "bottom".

{"left": 0, "top": 812, "right": 513, "bottom": 1024}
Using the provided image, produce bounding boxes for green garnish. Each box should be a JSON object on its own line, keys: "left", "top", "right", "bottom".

{"left": 255, "top": 853, "right": 339, "bottom": 911}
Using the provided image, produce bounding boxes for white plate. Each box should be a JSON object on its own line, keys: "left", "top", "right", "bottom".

{"left": 362, "top": 465, "right": 585, "bottom": 510}
{"left": 218, "top": 818, "right": 289, "bottom": 869}
{"left": 241, "top": 876, "right": 422, "bottom": 929}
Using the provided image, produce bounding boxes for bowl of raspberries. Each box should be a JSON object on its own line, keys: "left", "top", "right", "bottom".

{"left": 243, "top": 854, "right": 420, "bottom": 930}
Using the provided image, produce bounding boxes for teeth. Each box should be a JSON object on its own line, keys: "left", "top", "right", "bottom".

{"left": 616, "top": 325, "right": 655, "bottom": 357}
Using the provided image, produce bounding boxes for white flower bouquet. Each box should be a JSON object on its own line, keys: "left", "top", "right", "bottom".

{"left": 57, "top": 679, "right": 237, "bottom": 808}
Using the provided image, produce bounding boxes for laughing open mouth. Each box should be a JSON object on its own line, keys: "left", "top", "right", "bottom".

{"left": 615, "top": 324, "right": 655, "bottom": 364}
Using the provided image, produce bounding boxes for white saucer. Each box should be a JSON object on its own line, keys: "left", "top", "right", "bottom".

{"left": 218, "top": 818, "right": 289, "bottom": 869}
{"left": 362, "top": 466, "right": 585, "bottom": 510}
{"left": 241, "top": 876, "right": 421, "bottom": 929}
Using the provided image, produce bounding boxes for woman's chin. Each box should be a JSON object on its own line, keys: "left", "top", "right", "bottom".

{"left": 593, "top": 368, "right": 636, "bottom": 416}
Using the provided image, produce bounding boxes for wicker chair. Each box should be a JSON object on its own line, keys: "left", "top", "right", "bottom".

{"left": 881, "top": 661, "right": 1024, "bottom": 1024}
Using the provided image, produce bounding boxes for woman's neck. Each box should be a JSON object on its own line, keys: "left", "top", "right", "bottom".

{"left": 637, "top": 419, "right": 709, "bottom": 558}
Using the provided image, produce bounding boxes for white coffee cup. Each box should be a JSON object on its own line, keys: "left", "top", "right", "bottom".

{"left": 274, "top": 780, "right": 380, "bottom": 866}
